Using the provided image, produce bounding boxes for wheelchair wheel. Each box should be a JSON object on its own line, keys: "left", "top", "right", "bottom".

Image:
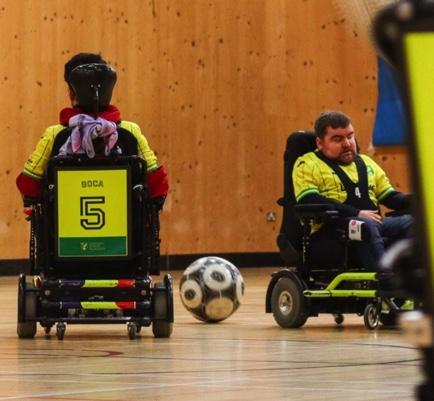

{"left": 334, "top": 313, "right": 344, "bottom": 325}
{"left": 127, "top": 322, "right": 138, "bottom": 339}
{"left": 17, "top": 276, "right": 37, "bottom": 339}
{"left": 271, "top": 276, "right": 308, "bottom": 328}
{"left": 44, "top": 325, "right": 53, "bottom": 336}
{"left": 56, "top": 323, "right": 66, "bottom": 340}
{"left": 363, "top": 303, "right": 379, "bottom": 330}
{"left": 152, "top": 282, "right": 173, "bottom": 338}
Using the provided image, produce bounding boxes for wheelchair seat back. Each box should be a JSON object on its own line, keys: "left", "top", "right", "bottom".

{"left": 277, "top": 131, "right": 316, "bottom": 265}
{"left": 35, "top": 155, "right": 159, "bottom": 278}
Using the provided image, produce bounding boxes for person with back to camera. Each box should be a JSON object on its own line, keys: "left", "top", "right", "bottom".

{"left": 16, "top": 52, "right": 168, "bottom": 207}
{"left": 292, "top": 110, "right": 412, "bottom": 272}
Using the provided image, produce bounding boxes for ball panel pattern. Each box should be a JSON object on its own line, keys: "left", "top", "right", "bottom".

{"left": 180, "top": 279, "right": 203, "bottom": 309}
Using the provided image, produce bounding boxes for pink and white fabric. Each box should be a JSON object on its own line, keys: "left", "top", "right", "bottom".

{"left": 59, "top": 114, "right": 119, "bottom": 158}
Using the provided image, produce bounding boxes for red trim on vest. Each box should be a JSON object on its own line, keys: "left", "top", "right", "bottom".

{"left": 59, "top": 104, "right": 121, "bottom": 125}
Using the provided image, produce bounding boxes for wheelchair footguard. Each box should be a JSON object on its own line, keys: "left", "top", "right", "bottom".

{"left": 265, "top": 268, "right": 414, "bottom": 330}
{"left": 17, "top": 155, "right": 173, "bottom": 340}
{"left": 17, "top": 273, "right": 174, "bottom": 340}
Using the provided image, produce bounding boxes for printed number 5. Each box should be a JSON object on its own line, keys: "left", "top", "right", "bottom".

{"left": 80, "top": 196, "right": 106, "bottom": 230}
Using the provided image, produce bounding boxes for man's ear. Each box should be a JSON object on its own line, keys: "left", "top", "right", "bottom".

{"left": 316, "top": 136, "right": 322, "bottom": 149}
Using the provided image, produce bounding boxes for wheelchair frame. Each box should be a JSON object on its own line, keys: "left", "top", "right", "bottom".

{"left": 17, "top": 155, "right": 173, "bottom": 340}
{"left": 265, "top": 132, "right": 407, "bottom": 329}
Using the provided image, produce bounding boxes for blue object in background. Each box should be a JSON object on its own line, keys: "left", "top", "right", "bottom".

{"left": 372, "top": 56, "right": 407, "bottom": 146}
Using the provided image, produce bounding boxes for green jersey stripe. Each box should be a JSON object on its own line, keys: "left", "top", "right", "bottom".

{"left": 377, "top": 187, "right": 394, "bottom": 201}
{"left": 296, "top": 188, "right": 320, "bottom": 202}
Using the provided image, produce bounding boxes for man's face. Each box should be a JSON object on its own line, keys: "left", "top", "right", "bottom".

{"left": 316, "top": 124, "right": 357, "bottom": 165}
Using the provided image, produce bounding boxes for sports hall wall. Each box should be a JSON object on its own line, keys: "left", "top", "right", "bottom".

{"left": 0, "top": 0, "right": 410, "bottom": 264}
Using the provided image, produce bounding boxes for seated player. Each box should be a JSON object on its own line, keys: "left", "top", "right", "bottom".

{"left": 16, "top": 52, "right": 168, "bottom": 206}
{"left": 292, "top": 110, "right": 412, "bottom": 271}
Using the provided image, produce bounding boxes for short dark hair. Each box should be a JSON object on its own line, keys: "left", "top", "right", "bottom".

{"left": 64, "top": 52, "right": 107, "bottom": 84}
{"left": 314, "top": 111, "right": 351, "bottom": 138}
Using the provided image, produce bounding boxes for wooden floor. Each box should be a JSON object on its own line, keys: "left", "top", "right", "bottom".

{"left": 0, "top": 267, "right": 423, "bottom": 401}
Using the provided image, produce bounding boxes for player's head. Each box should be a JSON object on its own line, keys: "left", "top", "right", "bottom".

{"left": 314, "top": 111, "right": 357, "bottom": 165}
{"left": 64, "top": 53, "right": 107, "bottom": 106}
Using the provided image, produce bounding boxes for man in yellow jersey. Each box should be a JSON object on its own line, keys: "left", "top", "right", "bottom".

{"left": 16, "top": 52, "right": 168, "bottom": 204}
{"left": 293, "top": 110, "right": 412, "bottom": 271}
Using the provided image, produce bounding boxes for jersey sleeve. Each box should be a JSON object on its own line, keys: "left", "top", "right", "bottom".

{"left": 292, "top": 154, "right": 321, "bottom": 202}
{"left": 22, "top": 125, "right": 62, "bottom": 179}
{"left": 119, "top": 121, "right": 158, "bottom": 171}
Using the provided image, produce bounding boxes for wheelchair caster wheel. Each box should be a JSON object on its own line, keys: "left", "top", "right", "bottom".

{"left": 334, "top": 314, "right": 344, "bottom": 325}
{"left": 44, "top": 326, "right": 53, "bottom": 336}
{"left": 136, "top": 325, "right": 142, "bottom": 334}
{"left": 56, "top": 323, "right": 66, "bottom": 340}
{"left": 364, "top": 303, "right": 379, "bottom": 330}
{"left": 127, "top": 323, "right": 138, "bottom": 339}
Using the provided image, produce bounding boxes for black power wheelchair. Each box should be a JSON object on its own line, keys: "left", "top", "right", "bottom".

{"left": 17, "top": 64, "right": 173, "bottom": 340}
{"left": 265, "top": 131, "right": 411, "bottom": 329}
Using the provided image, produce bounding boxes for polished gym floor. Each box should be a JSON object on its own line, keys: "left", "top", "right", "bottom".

{"left": 0, "top": 268, "right": 423, "bottom": 400}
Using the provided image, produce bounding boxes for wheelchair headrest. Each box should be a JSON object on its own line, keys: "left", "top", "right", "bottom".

{"left": 285, "top": 131, "right": 317, "bottom": 164}
{"left": 69, "top": 63, "right": 117, "bottom": 113}
{"left": 285, "top": 130, "right": 359, "bottom": 164}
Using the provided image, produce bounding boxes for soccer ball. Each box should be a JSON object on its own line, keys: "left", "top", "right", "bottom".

{"left": 179, "top": 256, "right": 245, "bottom": 322}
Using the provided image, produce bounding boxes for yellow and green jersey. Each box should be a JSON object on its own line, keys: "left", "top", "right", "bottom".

{"left": 293, "top": 151, "right": 395, "bottom": 206}
{"left": 22, "top": 120, "right": 158, "bottom": 180}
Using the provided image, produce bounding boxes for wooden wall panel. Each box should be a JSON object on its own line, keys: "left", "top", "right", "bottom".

{"left": 0, "top": 0, "right": 408, "bottom": 260}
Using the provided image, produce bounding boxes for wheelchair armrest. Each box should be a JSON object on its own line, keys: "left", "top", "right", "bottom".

{"left": 294, "top": 204, "right": 339, "bottom": 224}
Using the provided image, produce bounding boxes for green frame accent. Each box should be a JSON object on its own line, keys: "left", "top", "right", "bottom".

{"left": 82, "top": 280, "right": 122, "bottom": 288}
{"left": 303, "top": 272, "right": 376, "bottom": 298}
{"left": 80, "top": 301, "right": 123, "bottom": 310}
